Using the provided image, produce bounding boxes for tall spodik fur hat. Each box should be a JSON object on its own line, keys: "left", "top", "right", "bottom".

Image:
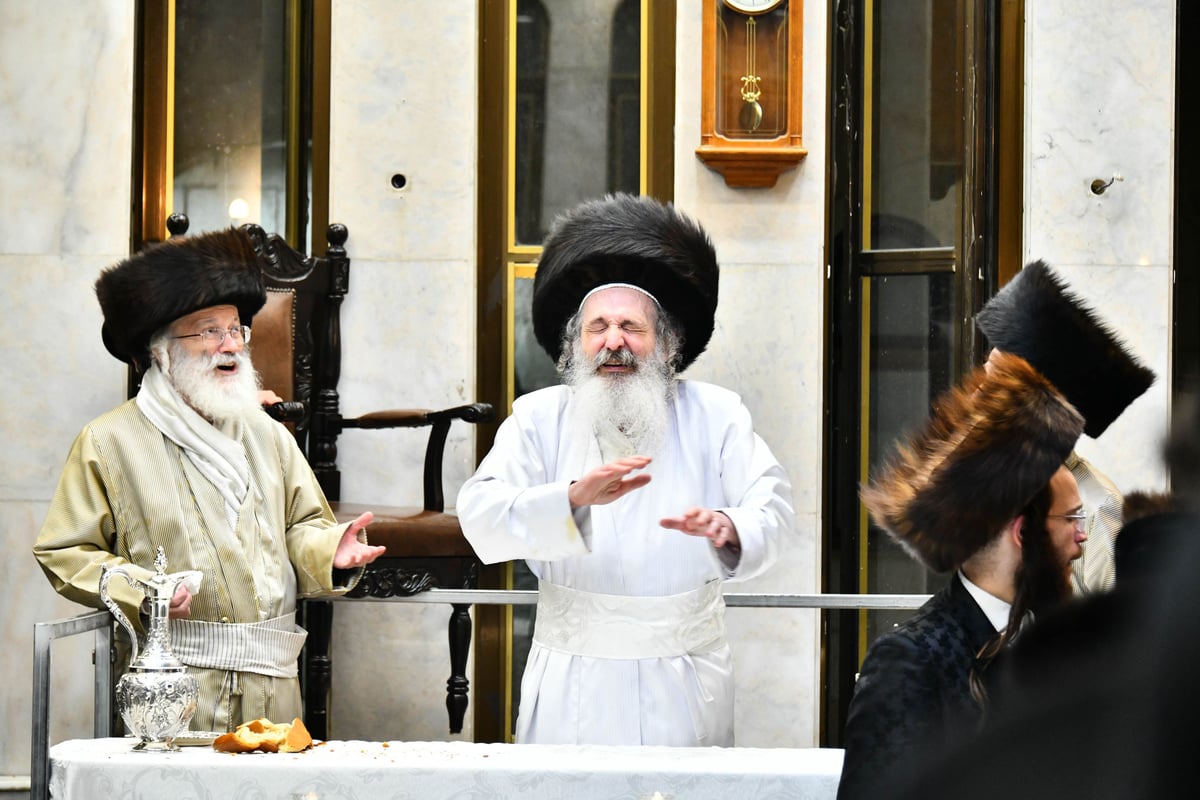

{"left": 532, "top": 193, "right": 719, "bottom": 372}
{"left": 860, "top": 351, "right": 1085, "bottom": 574}
{"left": 975, "top": 259, "right": 1155, "bottom": 439}
{"left": 95, "top": 228, "right": 266, "bottom": 368}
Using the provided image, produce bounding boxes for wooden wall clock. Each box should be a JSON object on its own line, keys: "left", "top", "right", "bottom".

{"left": 696, "top": 0, "right": 807, "bottom": 188}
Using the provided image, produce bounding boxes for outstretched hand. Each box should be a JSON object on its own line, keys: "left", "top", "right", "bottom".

{"left": 661, "top": 507, "right": 740, "bottom": 552}
{"left": 333, "top": 511, "right": 386, "bottom": 569}
{"left": 568, "top": 456, "right": 653, "bottom": 509}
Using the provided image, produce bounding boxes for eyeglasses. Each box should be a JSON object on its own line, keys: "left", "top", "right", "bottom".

{"left": 1047, "top": 510, "right": 1088, "bottom": 528}
{"left": 171, "top": 325, "right": 251, "bottom": 346}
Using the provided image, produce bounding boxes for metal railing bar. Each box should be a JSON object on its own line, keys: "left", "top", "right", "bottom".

{"left": 336, "top": 589, "right": 932, "bottom": 610}
{"left": 31, "top": 610, "right": 113, "bottom": 800}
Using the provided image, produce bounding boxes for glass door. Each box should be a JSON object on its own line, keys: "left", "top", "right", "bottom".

{"left": 823, "top": 0, "right": 1014, "bottom": 745}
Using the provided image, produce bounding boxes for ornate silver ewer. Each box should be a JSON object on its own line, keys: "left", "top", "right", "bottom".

{"left": 99, "top": 547, "right": 200, "bottom": 750}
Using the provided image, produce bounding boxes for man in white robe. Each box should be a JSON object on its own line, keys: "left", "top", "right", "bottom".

{"left": 458, "top": 194, "right": 794, "bottom": 746}
{"left": 34, "top": 228, "right": 384, "bottom": 731}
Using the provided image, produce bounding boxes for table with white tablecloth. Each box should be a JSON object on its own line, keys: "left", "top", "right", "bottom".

{"left": 49, "top": 737, "right": 844, "bottom": 799}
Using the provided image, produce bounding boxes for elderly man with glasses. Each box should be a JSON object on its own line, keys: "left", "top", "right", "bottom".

{"left": 33, "top": 228, "right": 384, "bottom": 733}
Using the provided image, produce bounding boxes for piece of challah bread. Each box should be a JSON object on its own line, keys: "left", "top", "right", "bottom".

{"left": 212, "top": 716, "right": 313, "bottom": 753}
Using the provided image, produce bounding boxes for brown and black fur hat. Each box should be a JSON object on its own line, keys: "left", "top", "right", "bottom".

{"left": 532, "top": 193, "right": 719, "bottom": 372}
{"left": 975, "top": 259, "right": 1155, "bottom": 439}
{"left": 861, "top": 351, "right": 1085, "bottom": 573}
{"left": 95, "top": 228, "right": 266, "bottom": 368}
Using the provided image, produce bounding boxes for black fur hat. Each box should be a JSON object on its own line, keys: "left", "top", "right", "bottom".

{"left": 95, "top": 228, "right": 266, "bottom": 367}
{"left": 975, "top": 259, "right": 1155, "bottom": 438}
{"left": 861, "top": 351, "right": 1085, "bottom": 573}
{"left": 532, "top": 193, "right": 719, "bottom": 372}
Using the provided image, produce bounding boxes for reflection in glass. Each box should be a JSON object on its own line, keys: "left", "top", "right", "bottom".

{"left": 513, "top": 275, "right": 561, "bottom": 398}
{"left": 514, "top": 0, "right": 642, "bottom": 246}
{"left": 514, "top": 0, "right": 549, "bottom": 245}
{"left": 174, "top": 0, "right": 290, "bottom": 239}
{"left": 864, "top": 273, "right": 955, "bottom": 638}
{"left": 868, "top": 0, "right": 962, "bottom": 249}
{"left": 607, "top": 0, "right": 641, "bottom": 194}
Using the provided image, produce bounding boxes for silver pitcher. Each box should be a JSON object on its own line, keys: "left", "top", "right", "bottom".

{"left": 99, "top": 547, "right": 200, "bottom": 750}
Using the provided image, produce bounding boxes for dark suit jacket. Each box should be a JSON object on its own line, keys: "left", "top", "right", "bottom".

{"left": 837, "top": 573, "right": 997, "bottom": 800}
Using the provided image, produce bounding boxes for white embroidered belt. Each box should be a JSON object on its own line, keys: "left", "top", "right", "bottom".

{"left": 171, "top": 612, "right": 306, "bottom": 678}
{"left": 533, "top": 580, "right": 726, "bottom": 659}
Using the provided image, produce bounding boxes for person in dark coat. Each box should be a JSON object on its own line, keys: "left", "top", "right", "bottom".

{"left": 836, "top": 351, "right": 1086, "bottom": 800}
{"left": 893, "top": 399, "right": 1200, "bottom": 800}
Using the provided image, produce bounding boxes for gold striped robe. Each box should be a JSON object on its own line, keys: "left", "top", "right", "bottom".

{"left": 34, "top": 399, "right": 360, "bottom": 731}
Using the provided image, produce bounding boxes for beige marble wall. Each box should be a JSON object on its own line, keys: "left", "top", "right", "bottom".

{"left": 672, "top": 0, "right": 828, "bottom": 747}
{"left": 1024, "top": 0, "right": 1175, "bottom": 494}
{"left": 0, "top": 0, "right": 137, "bottom": 778}
{"left": 322, "top": 0, "right": 482, "bottom": 743}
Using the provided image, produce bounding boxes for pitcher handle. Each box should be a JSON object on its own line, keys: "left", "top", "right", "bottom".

{"left": 99, "top": 564, "right": 143, "bottom": 666}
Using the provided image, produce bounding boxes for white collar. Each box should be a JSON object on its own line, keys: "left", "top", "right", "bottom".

{"left": 958, "top": 569, "right": 1011, "bottom": 633}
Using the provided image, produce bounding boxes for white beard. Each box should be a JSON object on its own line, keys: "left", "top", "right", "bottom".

{"left": 163, "top": 342, "right": 263, "bottom": 423}
{"left": 566, "top": 341, "right": 675, "bottom": 460}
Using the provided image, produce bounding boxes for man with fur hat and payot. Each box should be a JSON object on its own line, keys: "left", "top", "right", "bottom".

{"left": 34, "top": 228, "right": 384, "bottom": 732}
{"left": 976, "top": 259, "right": 1156, "bottom": 593}
{"left": 836, "top": 351, "right": 1086, "bottom": 800}
{"left": 457, "top": 193, "right": 794, "bottom": 747}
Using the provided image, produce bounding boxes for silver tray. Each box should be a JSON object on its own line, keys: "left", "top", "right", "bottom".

{"left": 173, "top": 731, "right": 225, "bottom": 747}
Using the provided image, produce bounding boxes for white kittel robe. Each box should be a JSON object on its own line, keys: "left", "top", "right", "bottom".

{"left": 458, "top": 380, "right": 793, "bottom": 746}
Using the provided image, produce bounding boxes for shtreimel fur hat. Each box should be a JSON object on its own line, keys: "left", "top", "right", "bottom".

{"left": 95, "top": 228, "right": 266, "bottom": 368}
{"left": 861, "top": 351, "right": 1085, "bottom": 573}
{"left": 532, "top": 193, "right": 719, "bottom": 372}
{"left": 975, "top": 259, "right": 1155, "bottom": 439}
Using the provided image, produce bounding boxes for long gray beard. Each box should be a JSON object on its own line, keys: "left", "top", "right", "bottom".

{"left": 566, "top": 343, "right": 675, "bottom": 460}
{"left": 163, "top": 342, "right": 263, "bottom": 423}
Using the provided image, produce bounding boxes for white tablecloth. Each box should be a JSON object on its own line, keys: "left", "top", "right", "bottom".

{"left": 49, "top": 737, "right": 844, "bottom": 799}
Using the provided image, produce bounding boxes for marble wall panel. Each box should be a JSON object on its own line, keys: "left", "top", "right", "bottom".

{"left": 336, "top": 257, "right": 479, "bottom": 511}
{"left": 1025, "top": 0, "right": 1174, "bottom": 268}
{"left": 1, "top": 0, "right": 136, "bottom": 780}
{"left": 1025, "top": 0, "right": 1175, "bottom": 498}
{"left": 327, "top": 0, "right": 478, "bottom": 265}
{"left": 673, "top": 0, "right": 828, "bottom": 745}
{"left": 0, "top": 0, "right": 134, "bottom": 257}
{"left": 323, "top": 0, "right": 481, "bottom": 743}
{"left": 330, "top": 601, "right": 474, "bottom": 742}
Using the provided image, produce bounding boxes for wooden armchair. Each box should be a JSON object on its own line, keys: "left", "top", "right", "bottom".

{"left": 166, "top": 215, "right": 492, "bottom": 739}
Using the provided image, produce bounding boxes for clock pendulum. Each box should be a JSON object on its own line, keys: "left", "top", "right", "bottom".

{"left": 738, "top": 15, "right": 763, "bottom": 132}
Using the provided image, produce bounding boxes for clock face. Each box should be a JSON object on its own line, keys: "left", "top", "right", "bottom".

{"left": 722, "top": 0, "right": 784, "bottom": 14}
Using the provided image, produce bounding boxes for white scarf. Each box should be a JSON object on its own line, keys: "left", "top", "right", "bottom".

{"left": 136, "top": 365, "right": 249, "bottom": 530}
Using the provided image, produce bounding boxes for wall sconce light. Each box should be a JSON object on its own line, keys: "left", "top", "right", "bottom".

{"left": 228, "top": 197, "right": 250, "bottom": 220}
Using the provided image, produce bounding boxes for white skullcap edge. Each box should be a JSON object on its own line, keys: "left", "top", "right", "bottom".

{"left": 578, "top": 282, "right": 661, "bottom": 310}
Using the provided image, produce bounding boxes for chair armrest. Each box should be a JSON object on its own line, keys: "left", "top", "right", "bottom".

{"left": 341, "top": 403, "right": 495, "bottom": 511}
{"left": 263, "top": 401, "right": 306, "bottom": 422}
{"left": 341, "top": 403, "right": 495, "bottom": 430}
